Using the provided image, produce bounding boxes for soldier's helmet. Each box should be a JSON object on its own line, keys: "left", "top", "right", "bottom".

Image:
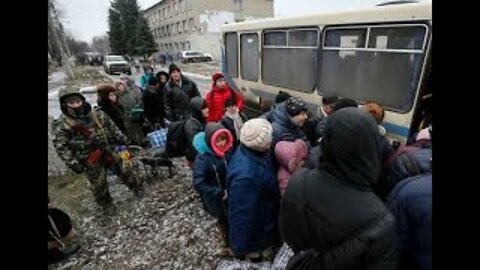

{"left": 58, "top": 87, "right": 85, "bottom": 104}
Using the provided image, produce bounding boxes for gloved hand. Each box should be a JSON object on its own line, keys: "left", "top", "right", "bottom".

{"left": 153, "top": 122, "right": 163, "bottom": 130}
{"left": 70, "top": 164, "right": 85, "bottom": 174}
{"left": 222, "top": 190, "right": 228, "bottom": 200}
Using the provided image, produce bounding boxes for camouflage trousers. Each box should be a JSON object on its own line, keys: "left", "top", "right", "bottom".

{"left": 84, "top": 161, "right": 144, "bottom": 207}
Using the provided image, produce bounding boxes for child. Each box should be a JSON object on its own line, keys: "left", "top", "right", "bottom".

{"left": 192, "top": 123, "right": 234, "bottom": 247}
{"left": 220, "top": 98, "right": 248, "bottom": 146}
{"left": 275, "top": 139, "right": 308, "bottom": 196}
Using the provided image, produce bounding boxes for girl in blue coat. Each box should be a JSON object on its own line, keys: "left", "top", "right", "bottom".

{"left": 192, "top": 123, "right": 234, "bottom": 247}
{"left": 227, "top": 118, "right": 280, "bottom": 262}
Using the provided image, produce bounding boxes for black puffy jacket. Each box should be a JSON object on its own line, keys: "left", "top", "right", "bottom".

{"left": 184, "top": 97, "right": 207, "bottom": 162}
{"left": 164, "top": 76, "right": 200, "bottom": 121}
{"left": 142, "top": 84, "right": 166, "bottom": 127}
{"left": 269, "top": 104, "right": 308, "bottom": 149}
{"left": 280, "top": 108, "right": 396, "bottom": 270}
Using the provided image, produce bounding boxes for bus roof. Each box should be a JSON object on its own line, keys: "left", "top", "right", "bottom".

{"left": 221, "top": 2, "right": 431, "bottom": 32}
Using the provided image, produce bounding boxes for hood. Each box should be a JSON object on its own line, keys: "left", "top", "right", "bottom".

{"left": 275, "top": 139, "right": 308, "bottom": 173}
{"left": 59, "top": 87, "right": 86, "bottom": 104}
{"left": 156, "top": 71, "right": 169, "bottom": 88}
{"left": 61, "top": 100, "right": 93, "bottom": 120}
{"left": 270, "top": 103, "right": 296, "bottom": 129}
{"left": 205, "top": 122, "right": 234, "bottom": 158}
{"left": 189, "top": 96, "right": 207, "bottom": 123}
{"left": 96, "top": 84, "right": 116, "bottom": 103}
{"left": 319, "top": 107, "right": 381, "bottom": 190}
{"left": 193, "top": 132, "right": 213, "bottom": 155}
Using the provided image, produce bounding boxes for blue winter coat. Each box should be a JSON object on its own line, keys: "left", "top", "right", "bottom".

{"left": 269, "top": 104, "right": 308, "bottom": 149}
{"left": 227, "top": 145, "right": 280, "bottom": 257}
{"left": 192, "top": 133, "right": 227, "bottom": 219}
{"left": 140, "top": 73, "right": 152, "bottom": 89}
{"left": 388, "top": 173, "right": 432, "bottom": 270}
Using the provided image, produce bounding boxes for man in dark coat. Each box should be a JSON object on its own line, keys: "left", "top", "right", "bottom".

{"left": 269, "top": 97, "right": 309, "bottom": 149}
{"left": 143, "top": 76, "right": 166, "bottom": 128}
{"left": 280, "top": 107, "right": 396, "bottom": 270}
{"left": 164, "top": 64, "right": 200, "bottom": 121}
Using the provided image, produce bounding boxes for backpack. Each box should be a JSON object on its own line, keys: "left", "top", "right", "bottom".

{"left": 165, "top": 120, "right": 187, "bottom": 157}
{"left": 130, "top": 104, "right": 145, "bottom": 123}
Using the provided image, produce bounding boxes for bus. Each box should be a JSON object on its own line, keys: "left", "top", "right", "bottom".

{"left": 220, "top": 1, "right": 432, "bottom": 145}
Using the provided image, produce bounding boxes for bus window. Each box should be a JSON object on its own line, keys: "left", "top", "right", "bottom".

{"left": 289, "top": 29, "right": 319, "bottom": 47}
{"left": 262, "top": 28, "right": 318, "bottom": 92}
{"left": 240, "top": 33, "right": 259, "bottom": 81}
{"left": 264, "top": 31, "right": 287, "bottom": 46}
{"left": 319, "top": 24, "right": 428, "bottom": 113}
{"left": 225, "top": 32, "right": 238, "bottom": 78}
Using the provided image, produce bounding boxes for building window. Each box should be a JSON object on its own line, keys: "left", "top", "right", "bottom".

{"left": 174, "top": 1, "right": 178, "bottom": 15}
{"left": 177, "top": 22, "right": 181, "bottom": 33}
{"left": 179, "top": 0, "right": 185, "bottom": 12}
{"left": 188, "top": 18, "right": 194, "bottom": 32}
{"left": 183, "top": 20, "right": 187, "bottom": 33}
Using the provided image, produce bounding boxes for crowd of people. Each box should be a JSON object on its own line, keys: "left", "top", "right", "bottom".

{"left": 51, "top": 63, "right": 432, "bottom": 269}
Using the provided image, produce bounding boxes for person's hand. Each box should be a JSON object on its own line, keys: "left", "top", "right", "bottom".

{"left": 70, "top": 164, "right": 85, "bottom": 174}
{"left": 222, "top": 190, "right": 228, "bottom": 200}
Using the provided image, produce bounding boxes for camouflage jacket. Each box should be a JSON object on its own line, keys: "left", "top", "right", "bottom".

{"left": 52, "top": 108, "right": 128, "bottom": 168}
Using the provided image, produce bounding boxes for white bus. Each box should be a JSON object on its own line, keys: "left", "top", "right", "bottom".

{"left": 220, "top": 1, "right": 432, "bottom": 144}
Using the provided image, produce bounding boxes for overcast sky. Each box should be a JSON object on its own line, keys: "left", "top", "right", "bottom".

{"left": 56, "top": 0, "right": 430, "bottom": 42}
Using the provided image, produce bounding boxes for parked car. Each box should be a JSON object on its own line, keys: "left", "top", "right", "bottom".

{"left": 179, "top": 51, "right": 212, "bottom": 63}
{"left": 103, "top": 55, "right": 131, "bottom": 75}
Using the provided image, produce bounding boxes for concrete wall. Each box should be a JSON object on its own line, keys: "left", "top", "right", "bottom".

{"left": 144, "top": 0, "right": 273, "bottom": 59}
{"left": 190, "top": 32, "right": 222, "bottom": 60}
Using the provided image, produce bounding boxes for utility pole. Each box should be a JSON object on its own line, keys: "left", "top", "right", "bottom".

{"left": 48, "top": 0, "right": 75, "bottom": 79}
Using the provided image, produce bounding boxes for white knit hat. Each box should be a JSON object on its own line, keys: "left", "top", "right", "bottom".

{"left": 240, "top": 118, "right": 273, "bottom": 152}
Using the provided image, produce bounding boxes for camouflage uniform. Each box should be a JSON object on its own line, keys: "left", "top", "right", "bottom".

{"left": 52, "top": 88, "right": 144, "bottom": 208}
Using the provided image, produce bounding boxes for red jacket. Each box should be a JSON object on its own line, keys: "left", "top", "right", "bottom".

{"left": 206, "top": 72, "right": 244, "bottom": 122}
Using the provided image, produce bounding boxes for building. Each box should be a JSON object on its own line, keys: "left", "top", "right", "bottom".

{"left": 144, "top": 0, "right": 273, "bottom": 61}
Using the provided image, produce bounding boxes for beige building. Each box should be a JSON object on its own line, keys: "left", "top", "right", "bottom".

{"left": 144, "top": 0, "right": 273, "bottom": 60}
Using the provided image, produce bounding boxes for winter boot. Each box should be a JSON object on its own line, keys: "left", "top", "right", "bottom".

{"left": 48, "top": 243, "right": 81, "bottom": 265}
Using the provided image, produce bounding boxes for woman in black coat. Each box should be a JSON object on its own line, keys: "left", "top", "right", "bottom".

{"left": 280, "top": 107, "right": 396, "bottom": 270}
{"left": 96, "top": 84, "right": 128, "bottom": 134}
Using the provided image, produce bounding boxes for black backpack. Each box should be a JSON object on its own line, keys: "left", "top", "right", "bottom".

{"left": 165, "top": 120, "right": 187, "bottom": 157}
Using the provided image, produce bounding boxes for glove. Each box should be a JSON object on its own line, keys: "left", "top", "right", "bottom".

{"left": 70, "top": 164, "right": 85, "bottom": 174}
{"left": 153, "top": 122, "right": 163, "bottom": 130}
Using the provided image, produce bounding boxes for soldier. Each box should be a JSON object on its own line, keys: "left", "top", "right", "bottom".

{"left": 52, "top": 87, "right": 144, "bottom": 211}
